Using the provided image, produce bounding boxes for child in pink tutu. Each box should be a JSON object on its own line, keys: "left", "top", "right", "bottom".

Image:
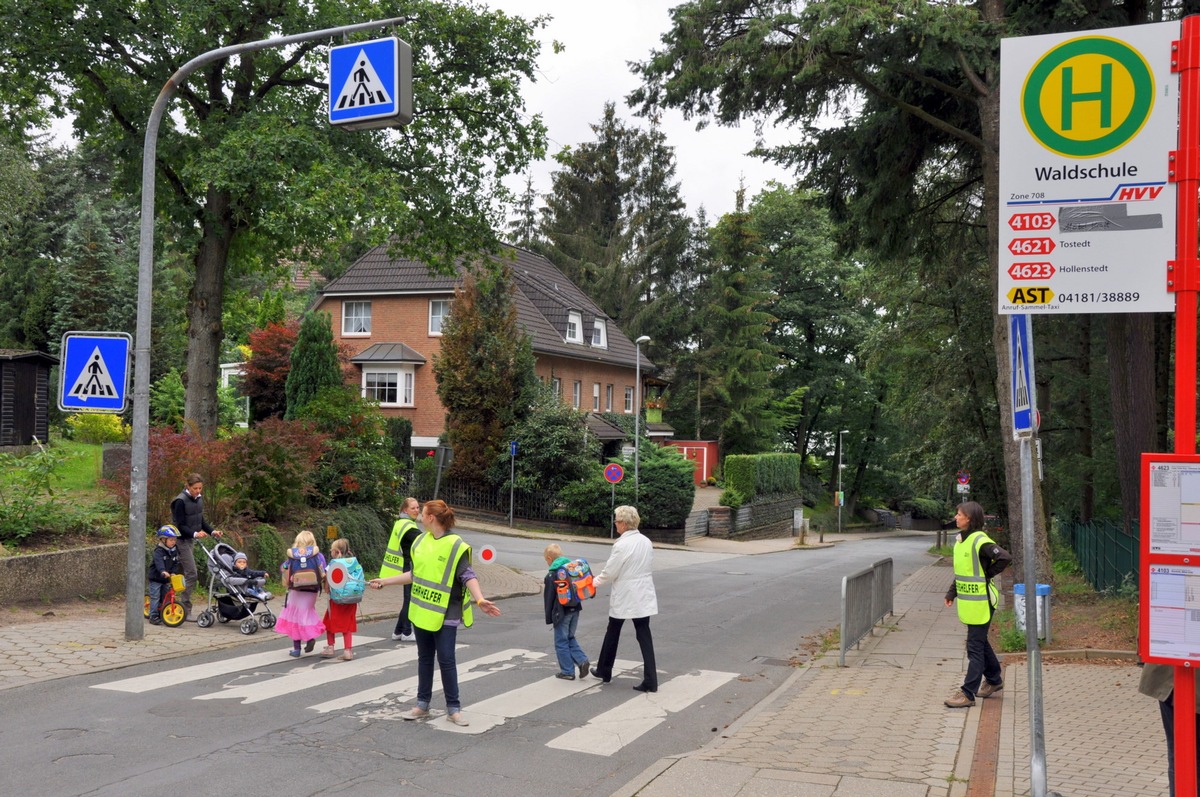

{"left": 275, "top": 530, "right": 326, "bottom": 657}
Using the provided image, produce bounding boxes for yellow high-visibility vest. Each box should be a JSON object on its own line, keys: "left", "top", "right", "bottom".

{"left": 379, "top": 516, "right": 418, "bottom": 579}
{"left": 953, "top": 530, "right": 998, "bottom": 625}
{"left": 407, "top": 532, "right": 473, "bottom": 631}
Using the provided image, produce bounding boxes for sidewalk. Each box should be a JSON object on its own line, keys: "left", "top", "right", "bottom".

{"left": 0, "top": 524, "right": 1165, "bottom": 797}
{"left": 613, "top": 561, "right": 1163, "bottom": 797}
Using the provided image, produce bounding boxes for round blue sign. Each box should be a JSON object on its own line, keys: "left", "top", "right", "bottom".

{"left": 604, "top": 463, "right": 625, "bottom": 484}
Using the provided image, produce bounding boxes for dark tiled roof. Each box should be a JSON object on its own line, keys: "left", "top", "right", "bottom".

{"left": 0, "top": 349, "right": 58, "bottom": 364}
{"left": 322, "top": 245, "right": 654, "bottom": 371}
{"left": 350, "top": 342, "right": 427, "bottom": 364}
{"left": 584, "top": 413, "right": 629, "bottom": 441}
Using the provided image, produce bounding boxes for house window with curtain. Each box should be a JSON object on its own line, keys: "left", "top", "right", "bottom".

{"left": 552, "top": 377, "right": 562, "bottom": 400}
{"left": 343, "top": 301, "right": 371, "bottom": 335}
{"left": 605, "top": 384, "right": 613, "bottom": 412}
{"left": 362, "top": 367, "right": 415, "bottom": 407}
{"left": 592, "top": 383, "right": 601, "bottom": 411}
{"left": 566, "top": 311, "right": 583, "bottom": 343}
{"left": 430, "top": 300, "right": 451, "bottom": 335}
{"left": 591, "top": 319, "right": 607, "bottom": 347}
{"left": 624, "top": 386, "right": 633, "bottom": 413}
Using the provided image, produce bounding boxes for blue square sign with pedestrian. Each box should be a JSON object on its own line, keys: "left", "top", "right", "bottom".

{"left": 59, "top": 332, "right": 131, "bottom": 413}
{"left": 329, "top": 36, "right": 413, "bottom": 130}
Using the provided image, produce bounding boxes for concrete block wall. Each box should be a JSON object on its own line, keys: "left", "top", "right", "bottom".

{"left": 0, "top": 543, "right": 127, "bottom": 604}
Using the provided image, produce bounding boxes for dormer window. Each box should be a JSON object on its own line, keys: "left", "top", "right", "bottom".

{"left": 566, "top": 310, "right": 583, "bottom": 343}
{"left": 590, "top": 318, "right": 607, "bottom": 348}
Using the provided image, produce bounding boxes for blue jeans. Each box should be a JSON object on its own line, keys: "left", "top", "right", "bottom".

{"left": 553, "top": 610, "right": 588, "bottom": 674}
{"left": 148, "top": 581, "right": 166, "bottom": 619}
{"left": 414, "top": 624, "right": 460, "bottom": 713}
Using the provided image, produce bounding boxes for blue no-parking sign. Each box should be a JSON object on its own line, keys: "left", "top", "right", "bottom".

{"left": 59, "top": 332, "right": 131, "bottom": 413}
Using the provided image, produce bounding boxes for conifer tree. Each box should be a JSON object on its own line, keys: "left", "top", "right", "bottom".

{"left": 284, "top": 312, "right": 343, "bottom": 419}
{"left": 434, "top": 264, "right": 538, "bottom": 481}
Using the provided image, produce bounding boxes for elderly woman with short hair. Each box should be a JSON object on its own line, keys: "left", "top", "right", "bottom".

{"left": 591, "top": 505, "right": 659, "bottom": 692}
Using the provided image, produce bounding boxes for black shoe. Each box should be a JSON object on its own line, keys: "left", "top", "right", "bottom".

{"left": 593, "top": 669, "right": 611, "bottom": 683}
{"left": 632, "top": 683, "right": 657, "bottom": 693}
{"left": 555, "top": 672, "right": 576, "bottom": 680}
{"left": 148, "top": 616, "right": 163, "bottom": 625}
{"left": 304, "top": 639, "right": 316, "bottom": 653}
{"left": 578, "top": 661, "right": 590, "bottom": 679}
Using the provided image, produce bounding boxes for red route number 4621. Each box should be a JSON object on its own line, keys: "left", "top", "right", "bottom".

{"left": 1008, "top": 262, "right": 1056, "bottom": 280}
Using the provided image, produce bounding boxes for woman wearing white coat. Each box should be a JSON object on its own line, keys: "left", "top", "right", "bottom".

{"left": 591, "top": 505, "right": 658, "bottom": 692}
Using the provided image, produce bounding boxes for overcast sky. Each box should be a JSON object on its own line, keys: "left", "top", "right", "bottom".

{"left": 485, "top": 0, "right": 796, "bottom": 222}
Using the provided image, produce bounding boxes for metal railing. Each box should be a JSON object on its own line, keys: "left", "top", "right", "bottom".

{"left": 839, "top": 558, "right": 894, "bottom": 666}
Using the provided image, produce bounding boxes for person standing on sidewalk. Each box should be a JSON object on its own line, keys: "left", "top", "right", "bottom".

{"left": 170, "top": 473, "right": 221, "bottom": 620}
{"left": 943, "top": 501, "right": 1010, "bottom": 708}
{"left": 1139, "top": 663, "right": 1200, "bottom": 796}
{"left": 380, "top": 496, "right": 421, "bottom": 642}
{"left": 592, "top": 505, "right": 659, "bottom": 693}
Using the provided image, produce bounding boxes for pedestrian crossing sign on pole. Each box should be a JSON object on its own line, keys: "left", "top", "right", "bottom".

{"left": 59, "top": 332, "right": 131, "bottom": 413}
{"left": 329, "top": 36, "right": 412, "bottom": 130}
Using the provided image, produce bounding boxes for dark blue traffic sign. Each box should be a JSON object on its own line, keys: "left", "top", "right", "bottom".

{"left": 329, "top": 37, "right": 413, "bottom": 130}
{"left": 59, "top": 332, "right": 131, "bottom": 413}
{"left": 510, "top": 441, "right": 518, "bottom": 457}
{"left": 604, "top": 463, "right": 625, "bottom": 484}
{"left": 1010, "top": 313, "right": 1036, "bottom": 438}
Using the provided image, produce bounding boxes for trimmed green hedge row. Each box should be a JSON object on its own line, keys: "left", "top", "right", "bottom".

{"left": 722, "top": 453, "right": 805, "bottom": 507}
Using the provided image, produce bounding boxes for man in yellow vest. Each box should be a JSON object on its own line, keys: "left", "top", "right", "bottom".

{"left": 380, "top": 497, "right": 421, "bottom": 641}
{"left": 944, "top": 501, "right": 1011, "bottom": 708}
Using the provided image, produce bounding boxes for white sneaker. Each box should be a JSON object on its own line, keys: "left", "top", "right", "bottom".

{"left": 391, "top": 632, "right": 404, "bottom": 640}
{"left": 400, "top": 632, "right": 415, "bottom": 642}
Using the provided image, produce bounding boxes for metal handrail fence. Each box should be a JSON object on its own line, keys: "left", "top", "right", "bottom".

{"left": 839, "top": 557, "right": 894, "bottom": 666}
{"left": 1060, "top": 518, "right": 1138, "bottom": 593}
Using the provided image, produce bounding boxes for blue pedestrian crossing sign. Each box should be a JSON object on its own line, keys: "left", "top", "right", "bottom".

{"left": 329, "top": 37, "right": 413, "bottom": 130}
{"left": 59, "top": 332, "right": 131, "bottom": 414}
{"left": 1010, "top": 313, "right": 1037, "bottom": 439}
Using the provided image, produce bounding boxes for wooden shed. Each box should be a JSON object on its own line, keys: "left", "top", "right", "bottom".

{"left": 0, "top": 350, "right": 58, "bottom": 447}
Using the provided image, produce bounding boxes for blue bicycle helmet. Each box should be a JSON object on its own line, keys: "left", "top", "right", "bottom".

{"left": 157, "top": 524, "right": 180, "bottom": 538}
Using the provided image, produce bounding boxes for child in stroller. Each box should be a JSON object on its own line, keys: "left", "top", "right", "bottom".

{"left": 195, "top": 541, "right": 277, "bottom": 635}
{"left": 231, "top": 552, "right": 273, "bottom": 602}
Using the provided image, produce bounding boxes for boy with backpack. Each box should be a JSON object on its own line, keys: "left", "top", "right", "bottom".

{"left": 543, "top": 543, "right": 593, "bottom": 680}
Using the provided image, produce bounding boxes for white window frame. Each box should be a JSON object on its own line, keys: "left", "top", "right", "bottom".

{"left": 592, "top": 382, "right": 601, "bottom": 411}
{"left": 590, "top": 318, "right": 607, "bottom": 348}
{"left": 342, "top": 300, "right": 372, "bottom": 336}
{"left": 361, "top": 366, "right": 415, "bottom": 407}
{"left": 552, "top": 377, "right": 562, "bottom": 400}
{"left": 430, "top": 299, "right": 451, "bottom": 335}
{"left": 566, "top": 310, "right": 583, "bottom": 343}
{"left": 624, "top": 386, "right": 634, "bottom": 413}
{"left": 572, "top": 380, "right": 582, "bottom": 409}
{"left": 605, "top": 384, "right": 613, "bottom": 412}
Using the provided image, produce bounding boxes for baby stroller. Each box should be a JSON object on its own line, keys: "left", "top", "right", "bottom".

{"left": 196, "top": 541, "right": 276, "bottom": 635}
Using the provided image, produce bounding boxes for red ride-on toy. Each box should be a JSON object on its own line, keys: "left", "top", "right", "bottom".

{"left": 144, "top": 573, "right": 187, "bottom": 627}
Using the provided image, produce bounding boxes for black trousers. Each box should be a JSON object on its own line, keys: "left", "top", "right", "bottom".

{"left": 595, "top": 616, "right": 656, "bottom": 689}
{"left": 961, "top": 617, "right": 1001, "bottom": 699}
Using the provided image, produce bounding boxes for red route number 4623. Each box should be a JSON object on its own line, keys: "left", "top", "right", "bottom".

{"left": 1008, "top": 262, "right": 1056, "bottom": 280}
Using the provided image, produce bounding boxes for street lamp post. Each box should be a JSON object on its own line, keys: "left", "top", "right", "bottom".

{"left": 634, "top": 335, "right": 651, "bottom": 503}
{"left": 837, "top": 429, "right": 850, "bottom": 538}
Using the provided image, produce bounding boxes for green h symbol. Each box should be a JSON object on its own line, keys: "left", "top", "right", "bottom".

{"left": 1060, "top": 63, "right": 1112, "bottom": 130}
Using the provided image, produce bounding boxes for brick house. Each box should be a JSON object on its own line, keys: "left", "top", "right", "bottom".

{"left": 313, "top": 244, "right": 655, "bottom": 449}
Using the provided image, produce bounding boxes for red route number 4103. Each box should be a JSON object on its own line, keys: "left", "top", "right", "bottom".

{"left": 1008, "top": 262, "right": 1056, "bottom": 280}
{"left": 1008, "top": 212, "right": 1056, "bottom": 231}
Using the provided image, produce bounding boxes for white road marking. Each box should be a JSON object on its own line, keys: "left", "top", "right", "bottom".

{"left": 314, "top": 648, "right": 544, "bottom": 714}
{"left": 90, "top": 636, "right": 384, "bottom": 693}
{"left": 545, "top": 669, "right": 737, "bottom": 756}
{"left": 435, "top": 658, "right": 641, "bottom": 735}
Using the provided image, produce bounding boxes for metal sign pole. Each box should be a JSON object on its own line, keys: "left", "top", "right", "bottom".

{"left": 1021, "top": 434, "right": 1048, "bottom": 797}
{"left": 128, "top": 17, "right": 407, "bottom": 640}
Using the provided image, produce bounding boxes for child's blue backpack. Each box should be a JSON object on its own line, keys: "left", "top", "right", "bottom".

{"left": 328, "top": 557, "right": 366, "bottom": 605}
{"left": 554, "top": 558, "right": 595, "bottom": 607}
{"left": 287, "top": 546, "right": 322, "bottom": 592}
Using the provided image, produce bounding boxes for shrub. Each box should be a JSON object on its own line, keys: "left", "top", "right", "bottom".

{"left": 556, "top": 446, "right": 694, "bottom": 529}
{"left": 0, "top": 444, "right": 68, "bottom": 542}
{"left": 489, "top": 386, "right": 598, "bottom": 494}
{"left": 413, "top": 454, "right": 438, "bottom": 500}
{"left": 101, "top": 426, "right": 229, "bottom": 529}
{"left": 318, "top": 504, "right": 392, "bottom": 576}
{"left": 224, "top": 418, "right": 328, "bottom": 521}
{"left": 386, "top": 416, "right": 413, "bottom": 467}
{"left": 900, "top": 497, "right": 949, "bottom": 520}
{"left": 723, "top": 453, "right": 805, "bottom": 503}
{"left": 65, "top": 413, "right": 129, "bottom": 444}
{"left": 250, "top": 523, "right": 287, "bottom": 573}
{"left": 296, "top": 387, "right": 401, "bottom": 509}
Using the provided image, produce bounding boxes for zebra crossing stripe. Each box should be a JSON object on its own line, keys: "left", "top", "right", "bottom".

{"left": 197, "top": 643, "right": 420, "bottom": 705}
{"left": 90, "top": 638, "right": 382, "bottom": 693}
{"left": 312, "top": 648, "right": 543, "bottom": 714}
{"left": 435, "top": 658, "right": 641, "bottom": 735}
{"left": 545, "top": 670, "right": 737, "bottom": 756}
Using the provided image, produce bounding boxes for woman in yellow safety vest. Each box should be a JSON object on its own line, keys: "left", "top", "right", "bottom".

{"left": 369, "top": 499, "right": 500, "bottom": 726}
{"left": 943, "top": 501, "right": 1011, "bottom": 709}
